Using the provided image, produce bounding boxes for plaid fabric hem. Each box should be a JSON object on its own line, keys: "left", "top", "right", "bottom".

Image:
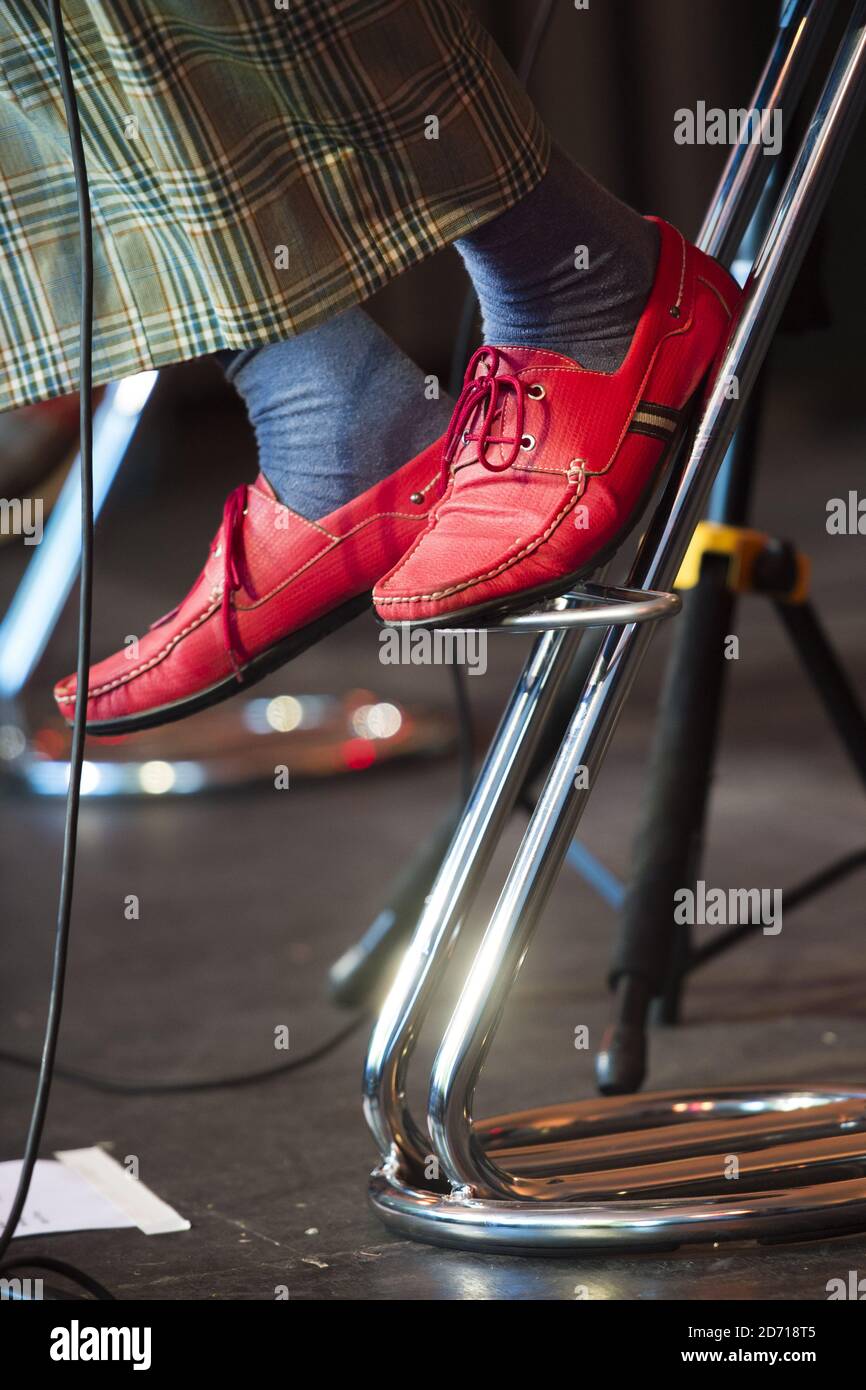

{"left": 0, "top": 0, "right": 549, "bottom": 411}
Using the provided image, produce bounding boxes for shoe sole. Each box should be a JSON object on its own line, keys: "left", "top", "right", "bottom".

{"left": 378, "top": 384, "right": 704, "bottom": 632}
{"left": 70, "top": 590, "right": 372, "bottom": 737}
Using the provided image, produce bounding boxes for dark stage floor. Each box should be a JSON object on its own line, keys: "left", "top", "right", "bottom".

{"left": 1, "top": 342, "right": 865, "bottom": 1300}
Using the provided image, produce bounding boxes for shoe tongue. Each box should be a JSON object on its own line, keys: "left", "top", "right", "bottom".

{"left": 447, "top": 347, "right": 530, "bottom": 473}
{"left": 450, "top": 341, "right": 636, "bottom": 480}
{"left": 450, "top": 343, "right": 589, "bottom": 470}
{"left": 481, "top": 344, "right": 583, "bottom": 375}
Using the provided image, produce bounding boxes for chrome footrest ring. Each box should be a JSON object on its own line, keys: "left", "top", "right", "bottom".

{"left": 380, "top": 582, "right": 681, "bottom": 636}
{"left": 370, "top": 1087, "right": 866, "bottom": 1255}
{"left": 492, "top": 583, "right": 681, "bottom": 632}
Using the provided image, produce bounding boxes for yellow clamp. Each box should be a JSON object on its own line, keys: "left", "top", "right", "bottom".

{"left": 674, "top": 521, "right": 811, "bottom": 603}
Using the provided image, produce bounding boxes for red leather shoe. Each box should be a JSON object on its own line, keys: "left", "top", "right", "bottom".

{"left": 373, "top": 218, "right": 741, "bottom": 628}
{"left": 54, "top": 444, "right": 442, "bottom": 734}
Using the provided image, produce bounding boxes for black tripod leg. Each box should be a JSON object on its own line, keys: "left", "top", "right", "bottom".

{"left": 595, "top": 556, "right": 738, "bottom": 1092}
{"left": 596, "top": 379, "right": 767, "bottom": 1095}
{"left": 775, "top": 598, "right": 866, "bottom": 788}
{"left": 329, "top": 633, "right": 604, "bottom": 1006}
{"left": 329, "top": 805, "right": 463, "bottom": 1007}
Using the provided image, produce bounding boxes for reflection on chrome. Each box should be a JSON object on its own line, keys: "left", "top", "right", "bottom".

{"left": 363, "top": 0, "right": 866, "bottom": 1254}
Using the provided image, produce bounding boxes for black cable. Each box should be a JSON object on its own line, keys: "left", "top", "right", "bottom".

{"left": 0, "top": 0, "right": 365, "bottom": 1117}
{"left": 1, "top": 1256, "right": 115, "bottom": 1302}
{"left": 0, "top": 0, "right": 547, "bottom": 1287}
{"left": 1, "top": 0, "right": 366, "bottom": 1107}
{"left": 0, "top": 1013, "right": 365, "bottom": 1096}
{"left": 0, "top": 0, "right": 93, "bottom": 1271}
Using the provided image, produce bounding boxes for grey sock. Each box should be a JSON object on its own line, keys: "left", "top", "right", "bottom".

{"left": 218, "top": 309, "right": 452, "bottom": 518}
{"left": 455, "top": 144, "right": 659, "bottom": 373}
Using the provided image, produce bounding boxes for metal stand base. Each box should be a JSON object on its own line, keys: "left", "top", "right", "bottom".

{"left": 371, "top": 1086, "right": 866, "bottom": 1254}
{"left": 362, "top": 1, "right": 866, "bottom": 1257}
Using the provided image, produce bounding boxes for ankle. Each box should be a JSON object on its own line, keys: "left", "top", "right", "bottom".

{"left": 456, "top": 145, "right": 659, "bottom": 372}
{"left": 218, "top": 311, "right": 452, "bottom": 518}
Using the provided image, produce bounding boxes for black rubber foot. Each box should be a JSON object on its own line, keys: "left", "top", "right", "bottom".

{"left": 595, "top": 1023, "right": 648, "bottom": 1095}
{"left": 595, "top": 974, "right": 653, "bottom": 1094}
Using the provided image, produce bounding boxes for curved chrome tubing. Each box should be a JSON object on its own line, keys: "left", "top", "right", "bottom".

{"left": 372, "top": 1088, "right": 866, "bottom": 1254}
{"left": 480, "top": 583, "right": 681, "bottom": 634}
{"left": 370, "top": 1078, "right": 866, "bottom": 1255}
{"left": 364, "top": 0, "right": 866, "bottom": 1255}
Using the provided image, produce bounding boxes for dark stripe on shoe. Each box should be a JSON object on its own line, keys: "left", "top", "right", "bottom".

{"left": 628, "top": 399, "right": 682, "bottom": 441}
{"left": 638, "top": 399, "right": 681, "bottom": 423}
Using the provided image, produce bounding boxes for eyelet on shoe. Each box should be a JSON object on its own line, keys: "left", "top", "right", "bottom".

{"left": 527, "top": 383, "right": 545, "bottom": 399}
{"left": 520, "top": 434, "right": 536, "bottom": 451}
{"left": 409, "top": 492, "right": 424, "bottom": 505}
{"left": 669, "top": 305, "right": 681, "bottom": 318}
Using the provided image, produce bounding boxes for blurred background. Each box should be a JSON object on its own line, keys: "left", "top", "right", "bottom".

{"left": 2, "top": 1, "right": 865, "bottom": 1299}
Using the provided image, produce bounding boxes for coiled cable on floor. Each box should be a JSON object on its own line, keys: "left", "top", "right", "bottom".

{"left": 0, "top": 1014, "right": 365, "bottom": 1097}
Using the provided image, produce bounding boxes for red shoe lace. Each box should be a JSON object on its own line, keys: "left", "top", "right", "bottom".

{"left": 216, "top": 483, "right": 248, "bottom": 674}
{"left": 442, "top": 346, "right": 526, "bottom": 487}
{"left": 146, "top": 483, "right": 250, "bottom": 676}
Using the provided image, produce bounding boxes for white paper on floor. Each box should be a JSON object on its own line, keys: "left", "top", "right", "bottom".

{"left": 0, "top": 1147, "right": 190, "bottom": 1238}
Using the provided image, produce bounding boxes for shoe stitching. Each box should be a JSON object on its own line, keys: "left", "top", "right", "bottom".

{"left": 55, "top": 600, "right": 221, "bottom": 703}
{"left": 512, "top": 461, "right": 574, "bottom": 477}
{"left": 376, "top": 258, "right": 703, "bottom": 607}
{"left": 233, "top": 472, "right": 439, "bottom": 608}
{"left": 488, "top": 345, "right": 582, "bottom": 367}
{"left": 253, "top": 467, "right": 442, "bottom": 542}
{"left": 235, "top": 495, "right": 439, "bottom": 612}
{"left": 249, "top": 483, "right": 337, "bottom": 539}
{"left": 374, "top": 490, "right": 582, "bottom": 605}
{"left": 274, "top": 505, "right": 338, "bottom": 540}
{"left": 697, "top": 274, "right": 733, "bottom": 318}
{"left": 378, "top": 318, "right": 693, "bottom": 605}
{"left": 374, "top": 473, "right": 458, "bottom": 584}
{"left": 672, "top": 227, "right": 687, "bottom": 311}
{"left": 58, "top": 474, "right": 440, "bottom": 703}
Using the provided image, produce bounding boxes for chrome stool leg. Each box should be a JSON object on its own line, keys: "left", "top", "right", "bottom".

{"left": 363, "top": 621, "right": 583, "bottom": 1170}
{"left": 365, "top": 2, "right": 866, "bottom": 1252}
{"left": 363, "top": 581, "right": 678, "bottom": 1169}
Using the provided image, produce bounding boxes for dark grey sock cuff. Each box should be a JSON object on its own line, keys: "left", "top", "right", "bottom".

{"left": 455, "top": 143, "right": 659, "bottom": 372}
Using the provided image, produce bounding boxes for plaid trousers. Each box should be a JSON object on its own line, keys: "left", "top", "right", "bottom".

{"left": 0, "top": 0, "right": 548, "bottom": 411}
